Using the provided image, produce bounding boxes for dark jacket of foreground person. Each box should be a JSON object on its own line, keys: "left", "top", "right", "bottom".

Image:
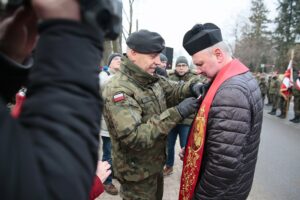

{"left": 0, "top": 21, "right": 103, "bottom": 199}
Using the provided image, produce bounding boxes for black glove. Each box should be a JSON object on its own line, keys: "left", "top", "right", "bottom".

{"left": 190, "top": 82, "right": 211, "bottom": 98}
{"left": 176, "top": 97, "right": 200, "bottom": 118}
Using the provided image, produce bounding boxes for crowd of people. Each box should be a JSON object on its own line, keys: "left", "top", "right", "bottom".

{"left": 256, "top": 71, "right": 300, "bottom": 123}
{"left": 97, "top": 23, "right": 264, "bottom": 200}
{"left": 2, "top": 0, "right": 299, "bottom": 200}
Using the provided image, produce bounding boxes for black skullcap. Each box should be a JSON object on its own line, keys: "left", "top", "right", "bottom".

{"left": 175, "top": 56, "right": 189, "bottom": 67}
{"left": 160, "top": 53, "right": 168, "bottom": 62}
{"left": 126, "top": 29, "right": 165, "bottom": 54}
{"left": 107, "top": 53, "right": 122, "bottom": 66}
{"left": 183, "top": 23, "right": 223, "bottom": 55}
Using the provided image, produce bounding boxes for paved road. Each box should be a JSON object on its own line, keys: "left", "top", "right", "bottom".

{"left": 248, "top": 104, "right": 300, "bottom": 200}
{"left": 98, "top": 103, "right": 300, "bottom": 200}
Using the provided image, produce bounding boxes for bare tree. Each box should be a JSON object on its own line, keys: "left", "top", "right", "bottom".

{"left": 128, "top": 0, "right": 135, "bottom": 35}
{"left": 234, "top": 0, "right": 276, "bottom": 73}
{"left": 101, "top": 0, "right": 139, "bottom": 65}
{"left": 123, "top": 0, "right": 138, "bottom": 41}
{"left": 101, "top": 40, "right": 113, "bottom": 66}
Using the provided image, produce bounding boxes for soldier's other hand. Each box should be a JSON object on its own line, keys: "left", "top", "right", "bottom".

{"left": 190, "top": 82, "right": 212, "bottom": 98}
{"left": 179, "top": 147, "right": 185, "bottom": 161}
{"left": 32, "top": 0, "right": 80, "bottom": 21}
{"left": 0, "top": 7, "right": 37, "bottom": 63}
{"left": 176, "top": 97, "right": 199, "bottom": 118}
{"left": 96, "top": 161, "right": 112, "bottom": 183}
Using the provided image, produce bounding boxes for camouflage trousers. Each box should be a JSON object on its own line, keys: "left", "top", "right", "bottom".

{"left": 279, "top": 97, "right": 288, "bottom": 115}
{"left": 120, "top": 172, "right": 164, "bottom": 200}
{"left": 267, "top": 91, "right": 271, "bottom": 104}
{"left": 294, "top": 95, "right": 300, "bottom": 116}
{"left": 270, "top": 94, "right": 279, "bottom": 109}
{"left": 261, "top": 93, "right": 266, "bottom": 104}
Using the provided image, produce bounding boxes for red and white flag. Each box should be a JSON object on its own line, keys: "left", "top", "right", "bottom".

{"left": 280, "top": 59, "right": 293, "bottom": 100}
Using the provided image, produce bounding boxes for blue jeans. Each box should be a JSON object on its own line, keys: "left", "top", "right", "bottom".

{"left": 166, "top": 124, "right": 190, "bottom": 167}
{"left": 101, "top": 136, "right": 112, "bottom": 185}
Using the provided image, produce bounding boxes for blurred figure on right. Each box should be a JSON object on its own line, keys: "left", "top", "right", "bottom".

{"left": 179, "top": 23, "right": 263, "bottom": 200}
{"left": 290, "top": 69, "right": 300, "bottom": 123}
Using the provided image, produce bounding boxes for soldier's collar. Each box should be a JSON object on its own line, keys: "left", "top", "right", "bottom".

{"left": 121, "top": 57, "right": 159, "bottom": 85}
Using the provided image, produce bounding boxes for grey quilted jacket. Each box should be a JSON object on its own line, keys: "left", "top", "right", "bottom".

{"left": 193, "top": 71, "right": 263, "bottom": 200}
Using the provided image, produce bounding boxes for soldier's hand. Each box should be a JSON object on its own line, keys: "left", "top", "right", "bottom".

{"left": 176, "top": 97, "right": 199, "bottom": 118}
{"left": 0, "top": 7, "right": 37, "bottom": 63}
{"left": 32, "top": 0, "right": 80, "bottom": 21}
{"left": 190, "top": 82, "right": 211, "bottom": 98}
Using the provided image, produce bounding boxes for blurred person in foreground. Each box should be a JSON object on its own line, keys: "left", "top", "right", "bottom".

{"left": 102, "top": 29, "right": 209, "bottom": 200}
{"left": 0, "top": 0, "right": 107, "bottom": 199}
{"left": 179, "top": 23, "right": 263, "bottom": 200}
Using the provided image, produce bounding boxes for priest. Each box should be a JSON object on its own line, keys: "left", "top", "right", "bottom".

{"left": 179, "top": 23, "right": 263, "bottom": 200}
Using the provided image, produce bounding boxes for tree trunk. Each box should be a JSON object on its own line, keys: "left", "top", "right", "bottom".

{"left": 101, "top": 40, "right": 113, "bottom": 66}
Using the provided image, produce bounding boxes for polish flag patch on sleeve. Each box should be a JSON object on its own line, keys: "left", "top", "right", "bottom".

{"left": 113, "top": 93, "right": 125, "bottom": 102}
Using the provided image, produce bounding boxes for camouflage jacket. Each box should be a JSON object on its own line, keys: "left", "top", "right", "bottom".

{"left": 168, "top": 70, "right": 198, "bottom": 82}
{"left": 292, "top": 77, "right": 300, "bottom": 96}
{"left": 102, "top": 56, "right": 197, "bottom": 182}
{"left": 168, "top": 70, "right": 203, "bottom": 125}
{"left": 259, "top": 80, "right": 267, "bottom": 95}
{"left": 269, "top": 78, "right": 280, "bottom": 94}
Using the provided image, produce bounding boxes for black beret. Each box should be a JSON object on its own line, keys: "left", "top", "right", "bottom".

{"left": 183, "top": 23, "right": 223, "bottom": 55}
{"left": 126, "top": 29, "right": 165, "bottom": 54}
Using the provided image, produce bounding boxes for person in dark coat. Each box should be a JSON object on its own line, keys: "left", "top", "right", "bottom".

{"left": 179, "top": 23, "right": 263, "bottom": 200}
{"left": 0, "top": 1, "right": 106, "bottom": 199}
{"left": 155, "top": 53, "right": 169, "bottom": 77}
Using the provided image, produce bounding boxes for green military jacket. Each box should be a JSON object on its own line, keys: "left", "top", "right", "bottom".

{"left": 168, "top": 70, "right": 198, "bottom": 82}
{"left": 292, "top": 77, "right": 300, "bottom": 97}
{"left": 168, "top": 70, "right": 203, "bottom": 125}
{"left": 269, "top": 78, "right": 280, "bottom": 95}
{"left": 102, "top": 56, "right": 198, "bottom": 182}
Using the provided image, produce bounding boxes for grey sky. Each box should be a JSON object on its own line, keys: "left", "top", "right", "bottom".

{"left": 123, "top": 0, "right": 278, "bottom": 63}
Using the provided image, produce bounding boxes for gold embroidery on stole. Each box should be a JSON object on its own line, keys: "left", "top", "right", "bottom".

{"left": 180, "top": 105, "right": 206, "bottom": 199}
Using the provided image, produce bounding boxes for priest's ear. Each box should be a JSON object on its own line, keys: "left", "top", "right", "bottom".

{"left": 212, "top": 48, "right": 224, "bottom": 64}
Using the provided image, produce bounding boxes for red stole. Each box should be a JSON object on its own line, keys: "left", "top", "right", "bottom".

{"left": 179, "top": 59, "right": 249, "bottom": 200}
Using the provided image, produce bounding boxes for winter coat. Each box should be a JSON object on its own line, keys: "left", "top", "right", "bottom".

{"left": 193, "top": 71, "right": 263, "bottom": 200}
{"left": 0, "top": 20, "right": 102, "bottom": 199}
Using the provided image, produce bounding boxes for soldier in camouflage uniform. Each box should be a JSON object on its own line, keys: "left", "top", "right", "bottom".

{"left": 268, "top": 73, "right": 281, "bottom": 115}
{"left": 266, "top": 76, "right": 272, "bottom": 105}
{"left": 102, "top": 30, "right": 207, "bottom": 200}
{"left": 290, "top": 69, "right": 300, "bottom": 123}
{"left": 163, "top": 56, "right": 204, "bottom": 176}
{"left": 277, "top": 91, "right": 289, "bottom": 118}
{"left": 258, "top": 76, "right": 268, "bottom": 104}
